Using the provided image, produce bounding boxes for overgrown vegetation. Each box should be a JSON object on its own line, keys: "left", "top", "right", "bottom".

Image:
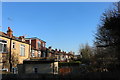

{"left": 77, "top": 2, "right": 120, "bottom": 72}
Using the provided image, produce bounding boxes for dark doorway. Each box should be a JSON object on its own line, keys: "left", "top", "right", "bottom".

{"left": 33, "top": 67, "right": 38, "bottom": 73}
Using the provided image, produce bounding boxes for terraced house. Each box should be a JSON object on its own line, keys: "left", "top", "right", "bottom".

{"left": 25, "top": 37, "right": 46, "bottom": 58}
{"left": 0, "top": 27, "right": 30, "bottom": 72}
{"left": 0, "top": 27, "right": 74, "bottom": 74}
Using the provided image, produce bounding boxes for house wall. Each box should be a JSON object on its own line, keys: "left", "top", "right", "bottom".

{"left": 54, "top": 62, "right": 58, "bottom": 74}
{"left": 11, "top": 39, "right": 30, "bottom": 64}
{"left": 27, "top": 39, "right": 46, "bottom": 58}
{"left": 58, "top": 54, "right": 66, "bottom": 61}
{"left": 31, "top": 39, "right": 36, "bottom": 49}
{"left": 17, "top": 64, "right": 24, "bottom": 74}
{"left": 24, "top": 63, "right": 53, "bottom": 74}
{"left": 0, "top": 36, "right": 30, "bottom": 71}
{"left": 0, "top": 37, "right": 11, "bottom": 71}
{"left": 31, "top": 39, "right": 46, "bottom": 50}
{"left": 0, "top": 37, "right": 11, "bottom": 53}
{"left": 17, "top": 62, "right": 58, "bottom": 74}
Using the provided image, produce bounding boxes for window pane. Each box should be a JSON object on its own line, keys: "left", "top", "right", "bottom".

{"left": 20, "top": 47, "right": 22, "bottom": 56}
{"left": 32, "top": 53, "right": 34, "bottom": 57}
{"left": 32, "top": 50, "right": 34, "bottom": 53}
{"left": 2, "top": 40, "right": 7, "bottom": 43}
{"left": 3, "top": 44, "right": 7, "bottom": 52}
{"left": 43, "top": 52, "right": 46, "bottom": 57}
{"left": 0, "top": 40, "right": 7, "bottom": 43}
{"left": 23, "top": 47, "right": 25, "bottom": 56}
{"left": 38, "top": 41, "right": 41, "bottom": 48}
{"left": 38, "top": 51, "right": 41, "bottom": 57}
{"left": 31, "top": 50, "right": 34, "bottom": 57}
{"left": 0, "top": 43, "right": 2, "bottom": 52}
{"left": 0, "top": 40, "right": 7, "bottom": 53}
{"left": 21, "top": 47, "right": 23, "bottom": 56}
{"left": 20, "top": 45, "right": 25, "bottom": 56}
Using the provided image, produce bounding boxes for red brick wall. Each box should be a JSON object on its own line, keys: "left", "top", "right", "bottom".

{"left": 59, "top": 67, "right": 72, "bottom": 75}
{"left": 31, "top": 39, "right": 37, "bottom": 49}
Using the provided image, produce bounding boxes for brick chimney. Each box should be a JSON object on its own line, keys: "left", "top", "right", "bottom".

{"left": 7, "top": 27, "right": 13, "bottom": 38}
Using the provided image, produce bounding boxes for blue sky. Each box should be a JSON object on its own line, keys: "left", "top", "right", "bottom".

{"left": 2, "top": 2, "right": 113, "bottom": 54}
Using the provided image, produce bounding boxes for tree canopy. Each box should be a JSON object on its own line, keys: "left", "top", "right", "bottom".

{"left": 94, "top": 2, "right": 120, "bottom": 71}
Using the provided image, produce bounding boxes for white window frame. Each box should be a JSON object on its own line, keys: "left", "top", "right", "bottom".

{"left": 20, "top": 44, "right": 25, "bottom": 56}
{"left": 0, "top": 39, "right": 7, "bottom": 53}
{"left": 38, "top": 51, "right": 41, "bottom": 57}
{"left": 31, "top": 50, "right": 35, "bottom": 57}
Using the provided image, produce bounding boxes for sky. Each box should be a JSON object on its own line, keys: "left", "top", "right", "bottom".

{"left": 1, "top": 2, "right": 113, "bottom": 54}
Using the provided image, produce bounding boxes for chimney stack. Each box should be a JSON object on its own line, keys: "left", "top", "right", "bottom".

{"left": 7, "top": 27, "right": 13, "bottom": 38}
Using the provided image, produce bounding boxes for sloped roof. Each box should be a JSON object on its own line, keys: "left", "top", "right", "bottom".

{"left": 0, "top": 31, "right": 29, "bottom": 44}
{"left": 25, "top": 37, "right": 46, "bottom": 43}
